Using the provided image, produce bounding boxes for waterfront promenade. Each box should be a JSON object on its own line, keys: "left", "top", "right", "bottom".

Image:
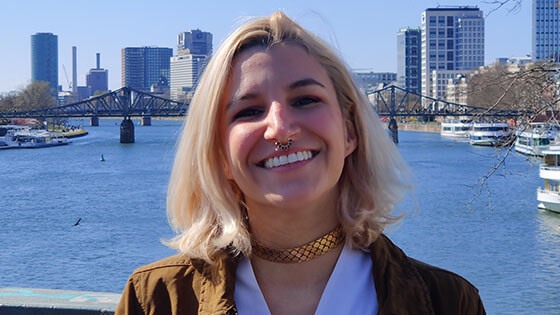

{"left": 0, "top": 287, "right": 119, "bottom": 314}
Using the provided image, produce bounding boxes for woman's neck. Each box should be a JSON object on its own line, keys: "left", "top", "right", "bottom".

{"left": 246, "top": 195, "right": 340, "bottom": 250}
{"left": 250, "top": 242, "right": 344, "bottom": 315}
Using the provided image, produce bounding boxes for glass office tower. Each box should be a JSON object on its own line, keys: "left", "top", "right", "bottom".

{"left": 533, "top": 0, "right": 560, "bottom": 62}
{"left": 121, "top": 47, "right": 173, "bottom": 92}
{"left": 31, "top": 32, "right": 58, "bottom": 93}
{"left": 397, "top": 27, "right": 421, "bottom": 93}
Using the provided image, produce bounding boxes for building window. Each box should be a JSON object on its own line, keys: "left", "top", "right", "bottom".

{"left": 447, "top": 51, "right": 454, "bottom": 61}
{"left": 429, "top": 16, "right": 437, "bottom": 26}
{"left": 447, "top": 16, "right": 454, "bottom": 26}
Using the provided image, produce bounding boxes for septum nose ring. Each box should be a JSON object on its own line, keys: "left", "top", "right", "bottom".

{"left": 274, "top": 138, "right": 293, "bottom": 151}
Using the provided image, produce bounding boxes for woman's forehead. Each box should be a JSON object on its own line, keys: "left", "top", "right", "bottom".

{"left": 229, "top": 44, "right": 327, "bottom": 88}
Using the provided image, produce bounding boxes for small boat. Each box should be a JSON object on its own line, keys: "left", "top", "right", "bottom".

{"left": 440, "top": 120, "right": 472, "bottom": 139}
{"left": 537, "top": 145, "right": 560, "bottom": 213}
{"left": 514, "top": 122, "right": 560, "bottom": 157}
{"left": 468, "top": 122, "right": 512, "bottom": 146}
{"left": 1, "top": 128, "right": 70, "bottom": 149}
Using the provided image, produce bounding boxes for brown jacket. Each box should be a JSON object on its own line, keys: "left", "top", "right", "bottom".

{"left": 116, "top": 235, "right": 485, "bottom": 314}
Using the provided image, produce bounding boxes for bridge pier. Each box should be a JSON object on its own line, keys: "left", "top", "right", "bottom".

{"left": 120, "top": 118, "right": 135, "bottom": 143}
{"left": 142, "top": 116, "right": 152, "bottom": 126}
{"left": 90, "top": 116, "right": 99, "bottom": 126}
{"left": 388, "top": 117, "right": 399, "bottom": 144}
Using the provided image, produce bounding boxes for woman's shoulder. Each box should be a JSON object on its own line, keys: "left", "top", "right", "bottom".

{"left": 409, "top": 258, "right": 486, "bottom": 314}
{"left": 371, "top": 235, "right": 485, "bottom": 314}
{"left": 116, "top": 253, "right": 238, "bottom": 315}
{"left": 409, "top": 257, "right": 479, "bottom": 294}
{"left": 128, "top": 252, "right": 237, "bottom": 284}
{"left": 127, "top": 253, "right": 212, "bottom": 286}
{"left": 132, "top": 254, "right": 195, "bottom": 275}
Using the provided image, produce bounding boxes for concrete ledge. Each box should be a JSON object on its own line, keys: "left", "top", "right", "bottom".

{"left": 0, "top": 287, "right": 119, "bottom": 315}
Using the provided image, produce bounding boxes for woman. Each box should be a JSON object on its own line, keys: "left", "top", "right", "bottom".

{"left": 116, "top": 12, "right": 485, "bottom": 315}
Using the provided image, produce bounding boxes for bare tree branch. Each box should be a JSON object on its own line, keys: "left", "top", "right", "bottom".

{"left": 484, "top": 0, "right": 523, "bottom": 16}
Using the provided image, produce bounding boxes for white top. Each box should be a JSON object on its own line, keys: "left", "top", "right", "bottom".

{"left": 235, "top": 243, "right": 378, "bottom": 314}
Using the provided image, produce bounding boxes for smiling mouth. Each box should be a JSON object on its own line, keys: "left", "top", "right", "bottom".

{"left": 263, "top": 150, "right": 315, "bottom": 169}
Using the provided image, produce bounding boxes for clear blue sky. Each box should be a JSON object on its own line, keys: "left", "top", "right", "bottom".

{"left": 0, "top": 0, "right": 530, "bottom": 94}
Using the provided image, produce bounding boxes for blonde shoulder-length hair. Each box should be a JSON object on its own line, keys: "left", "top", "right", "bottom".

{"left": 166, "top": 11, "right": 411, "bottom": 263}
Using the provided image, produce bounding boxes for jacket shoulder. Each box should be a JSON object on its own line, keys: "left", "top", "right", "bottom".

{"left": 116, "top": 254, "right": 202, "bottom": 315}
{"left": 132, "top": 254, "right": 195, "bottom": 276}
{"left": 410, "top": 258, "right": 486, "bottom": 315}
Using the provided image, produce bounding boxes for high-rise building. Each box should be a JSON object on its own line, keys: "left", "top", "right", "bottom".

{"left": 121, "top": 47, "right": 173, "bottom": 92}
{"left": 31, "top": 32, "right": 58, "bottom": 93}
{"left": 86, "top": 53, "right": 109, "bottom": 95}
{"left": 421, "top": 7, "right": 484, "bottom": 100}
{"left": 170, "top": 54, "right": 208, "bottom": 100}
{"left": 177, "top": 29, "right": 213, "bottom": 55}
{"left": 170, "top": 29, "right": 212, "bottom": 101}
{"left": 353, "top": 71, "right": 397, "bottom": 91}
{"left": 533, "top": 0, "right": 560, "bottom": 62}
{"left": 397, "top": 27, "right": 421, "bottom": 93}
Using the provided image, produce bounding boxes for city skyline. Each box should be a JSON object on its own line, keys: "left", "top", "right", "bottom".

{"left": 0, "top": 0, "right": 531, "bottom": 94}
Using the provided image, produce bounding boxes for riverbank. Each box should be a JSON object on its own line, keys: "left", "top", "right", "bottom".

{"left": 385, "top": 121, "right": 440, "bottom": 133}
{"left": 61, "top": 128, "right": 89, "bottom": 138}
{"left": 398, "top": 122, "right": 440, "bottom": 133}
{"left": 0, "top": 287, "right": 119, "bottom": 314}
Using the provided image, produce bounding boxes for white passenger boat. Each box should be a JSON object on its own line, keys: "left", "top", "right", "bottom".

{"left": 1, "top": 128, "right": 69, "bottom": 149}
{"left": 440, "top": 120, "right": 472, "bottom": 139}
{"left": 0, "top": 125, "right": 29, "bottom": 146}
{"left": 468, "top": 122, "right": 512, "bottom": 146}
{"left": 537, "top": 145, "right": 560, "bottom": 213}
{"left": 514, "top": 123, "right": 560, "bottom": 157}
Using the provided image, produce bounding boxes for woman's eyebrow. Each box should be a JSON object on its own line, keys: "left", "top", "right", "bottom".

{"left": 227, "top": 92, "right": 258, "bottom": 109}
{"left": 289, "top": 78, "right": 326, "bottom": 90}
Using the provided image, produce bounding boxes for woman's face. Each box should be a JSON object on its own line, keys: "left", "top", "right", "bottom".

{"left": 222, "top": 44, "right": 356, "bottom": 212}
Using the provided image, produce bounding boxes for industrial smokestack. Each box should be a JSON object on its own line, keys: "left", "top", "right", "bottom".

{"left": 72, "top": 46, "right": 77, "bottom": 93}
{"left": 96, "top": 53, "right": 100, "bottom": 69}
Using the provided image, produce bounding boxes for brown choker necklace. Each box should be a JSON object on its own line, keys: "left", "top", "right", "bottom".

{"left": 251, "top": 225, "right": 345, "bottom": 264}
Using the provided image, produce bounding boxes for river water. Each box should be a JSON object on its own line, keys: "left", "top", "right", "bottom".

{"left": 0, "top": 119, "right": 558, "bottom": 314}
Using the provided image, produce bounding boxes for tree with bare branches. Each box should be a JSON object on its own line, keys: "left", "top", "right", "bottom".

{"left": 0, "top": 81, "right": 56, "bottom": 113}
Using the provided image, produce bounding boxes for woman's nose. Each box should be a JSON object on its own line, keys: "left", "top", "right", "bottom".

{"left": 263, "top": 102, "right": 300, "bottom": 143}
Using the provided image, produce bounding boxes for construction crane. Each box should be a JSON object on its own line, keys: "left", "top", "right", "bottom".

{"left": 62, "top": 64, "right": 72, "bottom": 91}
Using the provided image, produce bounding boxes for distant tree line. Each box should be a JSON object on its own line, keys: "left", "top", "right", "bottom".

{"left": 0, "top": 81, "right": 57, "bottom": 113}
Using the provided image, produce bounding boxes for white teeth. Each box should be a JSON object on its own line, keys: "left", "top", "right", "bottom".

{"left": 264, "top": 151, "right": 313, "bottom": 169}
{"left": 288, "top": 153, "right": 297, "bottom": 163}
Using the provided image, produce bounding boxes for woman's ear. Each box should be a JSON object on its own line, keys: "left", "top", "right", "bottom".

{"left": 344, "top": 119, "right": 357, "bottom": 157}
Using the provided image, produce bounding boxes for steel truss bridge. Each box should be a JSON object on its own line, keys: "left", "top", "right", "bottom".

{"left": 0, "top": 86, "right": 187, "bottom": 120}
{"left": 0, "top": 85, "right": 528, "bottom": 143}
{"left": 368, "top": 85, "right": 528, "bottom": 143}
{"left": 0, "top": 87, "right": 187, "bottom": 143}
{"left": 369, "top": 85, "right": 523, "bottom": 118}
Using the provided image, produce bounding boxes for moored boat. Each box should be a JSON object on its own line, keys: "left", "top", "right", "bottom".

{"left": 0, "top": 125, "right": 29, "bottom": 146}
{"left": 1, "top": 128, "right": 70, "bottom": 149}
{"left": 514, "top": 122, "right": 560, "bottom": 157}
{"left": 468, "top": 122, "right": 512, "bottom": 146}
{"left": 538, "top": 145, "right": 560, "bottom": 213}
{"left": 440, "top": 120, "right": 472, "bottom": 139}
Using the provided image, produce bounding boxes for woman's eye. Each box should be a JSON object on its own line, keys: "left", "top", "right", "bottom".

{"left": 233, "top": 107, "right": 263, "bottom": 120}
{"left": 292, "top": 96, "right": 320, "bottom": 107}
